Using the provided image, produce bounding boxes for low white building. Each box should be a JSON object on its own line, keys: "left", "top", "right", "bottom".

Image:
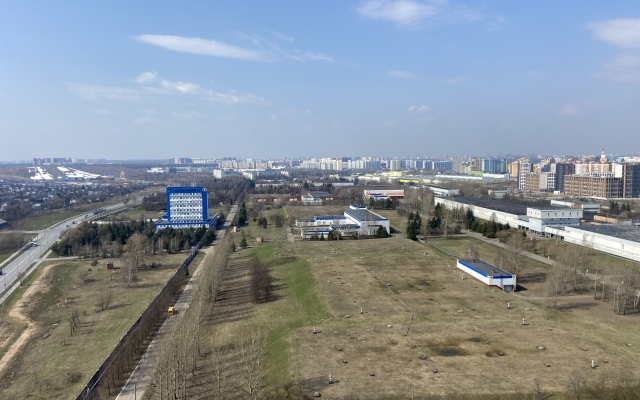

{"left": 363, "top": 189, "right": 405, "bottom": 199}
{"left": 426, "top": 185, "right": 459, "bottom": 197}
{"left": 456, "top": 259, "right": 517, "bottom": 292}
{"left": 563, "top": 225, "right": 640, "bottom": 262}
{"left": 297, "top": 208, "right": 389, "bottom": 238}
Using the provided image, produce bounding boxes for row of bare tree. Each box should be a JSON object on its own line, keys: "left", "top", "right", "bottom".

{"left": 147, "top": 231, "right": 274, "bottom": 400}
{"left": 148, "top": 232, "right": 233, "bottom": 399}
{"left": 545, "top": 243, "right": 640, "bottom": 313}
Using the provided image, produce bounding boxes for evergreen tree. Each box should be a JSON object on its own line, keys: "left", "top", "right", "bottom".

{"left": 376, "top": 226, "right": 389, "bottom": 238}
{"left": 464, "top": 209, "right": 475, "bottom": 229}
{"left": 238, "top": 202, "right": 248, "bottom": 226}
{"left": 406, "top": 221, "right": 417, "bottom": 240}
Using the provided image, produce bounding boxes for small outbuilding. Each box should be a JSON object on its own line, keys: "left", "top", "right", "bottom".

{"left": 456, "top": 259, "right": 516, "bottom": 292}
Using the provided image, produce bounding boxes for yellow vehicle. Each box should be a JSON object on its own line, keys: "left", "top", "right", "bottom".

{"left": 167, "top": 306, "right": 174, "bottom": 315}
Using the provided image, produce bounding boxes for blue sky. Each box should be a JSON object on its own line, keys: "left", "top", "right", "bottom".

{"left": 1, "top": 1, "right": 640, "bottom": 161}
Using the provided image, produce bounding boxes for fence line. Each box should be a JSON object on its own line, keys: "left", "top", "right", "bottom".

{"left": 75, "top": 243, "right": 202, "bottom": 400}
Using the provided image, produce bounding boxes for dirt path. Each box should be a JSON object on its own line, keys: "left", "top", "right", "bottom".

{"left": 0, "top": 263, "right": 55, "bottom": 377}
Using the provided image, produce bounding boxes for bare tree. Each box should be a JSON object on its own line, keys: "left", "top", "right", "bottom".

{"left": 547, "top": 263, "right": 569, "bottom": 308}
{"left": 69, "top": 310, "right": 80, "bottom": 335}
{"left": 505, "top": 232, "right": 526, "bottom": 276}
{"left": 210, "top": 329, "right": 231, "bottom": 398}
{"left": 17, "top": 270, "right": 27, "bottom": 286}
{"left": 79, "top": 269, "right": 90, "bottom": 283}
{"left": 465, "top": 243, "right": 479, "bottom": 259}
{"left": 121, "top": 256, "right": 137, "bottom": 287}
{"left": 612, "top": 264, "right": 640, "bottom": 315}
{"left": 126, "top": 233, "right": 147, "bottom": 270}
{"left": 96, "top": 288, "right": 113, "bottom": 311}
{"left": 251, "top": 257, "right": 272, "bottom": 303}
{"left": 567, "top": 372, "right": 588, "bottom": 400}
{"left": 238, "top": 327, "right": 268, "bottom": 400}
{"left": 558, "top": 245, "right": 590, "bottom": 293}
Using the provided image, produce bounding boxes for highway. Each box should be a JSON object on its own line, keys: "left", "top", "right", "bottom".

{"left": 0, "top": 202, "right": 133, "bottom": 305}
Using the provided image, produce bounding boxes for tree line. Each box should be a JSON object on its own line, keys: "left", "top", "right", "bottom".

{"left": 51, "top": 219, "right": 216, "bottom": 258}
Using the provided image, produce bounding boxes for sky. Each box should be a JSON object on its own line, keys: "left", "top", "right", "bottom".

{"left": 2, "top": 1, "right": 640, "bottom": 161}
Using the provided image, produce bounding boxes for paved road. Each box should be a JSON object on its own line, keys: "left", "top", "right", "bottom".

{"left": 116, "top": 205, "right": 237, "bottom": 400}
{"left": 0, "top": 202, "right": 130, "bottom": 305}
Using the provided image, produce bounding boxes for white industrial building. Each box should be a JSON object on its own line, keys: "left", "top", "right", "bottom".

{"left": 436, "top": 196, "right": 640, "bottom": 262}
{"left": 563, "top": 225, "right": 640, "bottom": 262}
{"left": 457, "top": 259, "right": 517, "bottom": 292}
{"left": 550, "top": 200, "right": 601, "bottom": 213}
{"left": 526, "top": 208, "right": 582, "bottom": 233}
{"left": 425, "top": 185, "right": 460, "bottom": 197}
{"left": 363, "top": 189, "right": 405, "bottom": 200}
{"left": 297, "top": 206, "right": 389, "bottom": 238}
{"left": 435, "top": 197, "right": 582, "bottom": 234}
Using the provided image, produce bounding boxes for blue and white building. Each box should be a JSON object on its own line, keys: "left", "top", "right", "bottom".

{"left": 297, "top": 206, "right": 389, "bottom": 238}
{"left": 155, "top": 186, "right": 218, "bottom": 230}
{"left": 456, "top": 259, "right": 517, "bottom": 292}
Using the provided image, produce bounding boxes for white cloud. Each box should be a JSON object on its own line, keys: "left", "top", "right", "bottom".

{"left": 588, "top": 18, "right": 640, "bottom": 48}
{"left": 526, "top": 70, "right": 544, "bottom": 79}
{"left": 161, "top": 79, "right": 201, "bottom": 94}
{"left": 357, "top": 0, "right": 438, "bottom": 26}
{"left": 559, "top": 104, "right": 579, "bottom": 116}
{"left": 171, "top": 111, "right": 206, "bottom": 119}
{"left": 290, "top": 51, "right": 335, "bottom": 62}
{"left": 133, "top": 116, "right": 159, "bottom": 124}
{"left": 72, "top": 72, "right": 264, "bottom": 106}
{"left": 442, "top": 75, "right": 467, "bottom": 84}
{"left": 136, "top": 71, "right": 158, "bottom": 84}
{"left": 357, "top": 0, "right": 484, "bottom": 27}
{"left": 595, "top": 54, "right": 640, "bottom": 82}
{"left": 408, "top": 105, "right": 431, "bottom": 113}
{"left": 133, "top": 34, "right": 269, "bottom": 62}
{"left": 67, "top": 83, "right": 143, "bottom": 101}
{"left": 265, "top": 29, "right": 294, "bottom": 42}
{"left": 236, "top": 31, "right": 335, "bottom": 63}
{"left": 388, "top": 69, "right": 416, "bottom": 79}
{"left": 558, "top": 102, "right": 594, "bottom": 116}
{"left": 203, "top": 89, "right": 265, "bottom": 105}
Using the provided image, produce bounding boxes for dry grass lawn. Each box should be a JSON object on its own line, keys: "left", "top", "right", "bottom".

{"left": 0, "top": 252, "right": 198, "bottom": 399}
{"left": 275, "top": 237, "right": 640, "bottom": 398}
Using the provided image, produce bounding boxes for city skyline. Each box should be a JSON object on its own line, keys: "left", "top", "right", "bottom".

{"left": 2, "top": 1, "right": 640, "bottom": 160}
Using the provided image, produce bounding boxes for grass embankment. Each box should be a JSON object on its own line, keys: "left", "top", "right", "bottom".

{"left": 0, "top": 252, "right": 191, "bottom": 399}
{"left": 250, "top": 244, "right": 330, "bottom": 388}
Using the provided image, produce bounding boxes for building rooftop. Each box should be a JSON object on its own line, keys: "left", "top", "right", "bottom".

{"left": 344, "top": 208, "right": 388, "bottom": 222}
{"left": 452, "top": 196, "right": 572, "bottom": 216}
{"left": 309, "top": 191, "right": 333, "bottom": 197}
{"left": 570, "top": 224, "right": 640, "bottom": 242}
{"left": 459, "top": 259, "right": 515, "bottom": 277}
{"left": 314, "top": 215, "right": 346, "bottom": 221}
